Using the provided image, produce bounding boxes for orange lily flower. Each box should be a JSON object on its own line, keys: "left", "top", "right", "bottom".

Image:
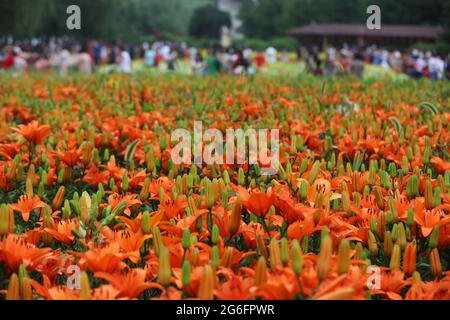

{"left": 95, "top": 268, "right": 164, "bottom": 299}
{"left": 10, "top": 195, "right": 46, "bottom": 222}
{"left": 13, "top": 120, "right": 51, "bottom": 145}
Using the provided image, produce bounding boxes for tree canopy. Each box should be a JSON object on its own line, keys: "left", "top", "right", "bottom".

{"left": 1, "top": 0, "right": 448, "bottom": 42}
{"left": 0, "top": 0, "right": 208, "bottom": 41}
{"left": 239, "top": 0, "right": 450, "bottom": 40}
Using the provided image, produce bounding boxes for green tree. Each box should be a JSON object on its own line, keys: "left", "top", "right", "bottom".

{"left": 189, "top": 4, "right": 231, "bottom": 39}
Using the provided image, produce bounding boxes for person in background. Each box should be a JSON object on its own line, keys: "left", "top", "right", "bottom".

{"left": 205, "top": 49, "right": 220, "bottom": 76}
{"left": 167, "top": 49, "right": 178, "bottom": 71}
{"left": 445, "top": 54, "right": 450, "bottom": 80}
{"left": 77, "top": 43, "right": 92, "bottom": 75}
{"left": 232, "top": 49, "right": 249, "bottom": 75}
{"left": 255, "top": 50, "right": 265, "bottom": 70}
{"left": 350, "top": 50, "right": 365, "bottom": 79}
{"left": 265, "top": 47, "right": 277, "bottom": 64}
{"left": 34, "top": 53, "right": 50, "bottom": 71}
{"left": 428, "top": 52, "right": 444, "bottom": 80}
{"left": 192, "top": 51, "right": 206, "bottom": 75}
{"left": 144, "top": 44, "right": 156, "bottom": 68}
{"left": 118, "top": 44, "right": 132, "bottom": 74}
{"left": 410, "top": 52, "right": 426, "bottom": 78}
{"left": 58, "top": 44, "right": 71, "bottom": 76}
{"left": 1, "top": 46, "right": 15, "bottom": 70}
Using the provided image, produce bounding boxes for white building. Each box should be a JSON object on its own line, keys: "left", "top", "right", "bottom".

{"left": 217, "top": 0, "right": 243, "bottom": 39}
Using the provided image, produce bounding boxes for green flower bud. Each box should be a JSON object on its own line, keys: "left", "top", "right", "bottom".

{"left": 142, "top": 211, "right": 151, "bottom": 235}
{"left": 430, "top": 226, "right": 440, "bottom": 249}
{"left": 211, "top": 246, "right": 220, "bottom": 268}
{"left": 291, "top": 240, "right": 303, "bottom": 276}
{"left": 211, "top": 224, "right": 219, "bottom": 245}
{"left": 182, "top": 261, "right": 191, "bottom": 287}
{"left": 182, "top": 229, "right": 191, "bottom": 250}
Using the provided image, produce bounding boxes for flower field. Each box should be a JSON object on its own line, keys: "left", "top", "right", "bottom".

{"left": 0, "top": 74, "right": 449, "bottom": 300}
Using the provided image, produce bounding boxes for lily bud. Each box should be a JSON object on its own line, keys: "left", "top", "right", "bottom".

{"left": 42, "top": 205, "right": 53, "bottom": 245}
{"left": 26, "top": 164, "right": 36, "bottom": 186}
{"left": 389, "top": 244, "right": 401, "bottom": 270}
{"left": 198, "top": 265, "right": 214, "bottom": 300}
{"left": 380, "top": 170, "right": 390, "bottom": 189}
{"left": 280, "top": 238, "right": 289, "bottom": 266}
{"left": 79, "top": 192, "right": 91, "bottom": 222}
{"left": 317, "top": 234, "right": 332, "bottom": 281}
{"left": 291, "top": 240, "right": 304, "bottom": 276}
{"left": 0, "top": 204, "right": 15, "bottom": 236}
{"left": 391, "top": 224, "right": 399, "bottom": 245}
{"left": 406, "top": 175, "right": 419, "bottom": 199}
{"left": 182, "top": 229, "right": 191, "bottom": 250}
{"left": 62, "top": 199, "right": 72, "bottom": 220}
{"left": 430, "top": 248, "right": 442, "bottom": 280}
{"left": 190, "top": 247, "right": 200, "bottom": 267}
{"left": 6, "top": 273, "right": 19, "bottom": 300}
{"left": 6, "top": 160, "right": 17, "bottom": 182}
{"left": 182, "top": 261, "right": 191, "bottom": 288}
{"left": 376, "top": 211, "right": 386, "bottom": 240}
{"left": 140, "top": 177, "right": 151, "bottom": 202}
{"left": 308, "top": 161, "right": 321, "bottom": 185}
{"left": 51, "top": 186, "right": 65, "bottom": 210}
{"left": 141, "top": 211, "right": 151, "bottom": 235}
{"left": 257, "top": 234, "right": 268, "bottom": 259}
{"left": 401, "top": 156, "right": 409, "bottom": 175}
{"left": 337, "top": 239, "right": 350, "bottom": 274}
{"left": 79, "top": 272, "right": 92, "bottom": 300}
{"left": 412, "top": 271, "right": 422, "bottom": 283}
{"left": 121, "top": 172, "right": 129, "bottom": 192}
{"left": 424, "top": 179, "right": 433, "bottom": 209}
{"left": 429, "top": 226, "right": 440, "bottom": 249}
{"left": 37, "top": 181, "right": 45, "bottom": 197}
{"left": 269, "top": 238, "right": 282, "bottom": 269}
{"left": 387, "top": 197, "right": 398, "bottom": 223}
{"left": 21, "top": 278, "right": 32, "bottom": 300}
{"left": 374, "top": 186, "right": 384, "bottom": 210}
{"left": 153, "top": 226, "right": 163, "bottom": 256}
{"left": 385, "top": 210, "right": 392, "bottom": 226}
{"left": 353, "top": 242, "right": 362, "bottom": 261}
{"left": 403, "top": 242, "right": 416, "bottom": 276}
{"left": 341, "top": 189, "right": 350, "bottom": 213}
{"left": 432, "top": 187, "right": 441, "bottom": 208}
{"left": 228, "top": 203, "right": 242, "bottom": 236}
{"left": 25, "top": 177, "right": 34, "bottom": 197}
{"left": 211, "top": 224, "right": 219, "bottom": 245}
{"left": 363, "top": 185, "right": 370, "bottom": 198}
{"left": 353, "top": 192, "right": 361, "bottom": 208}
{"left": 211, "top": 246, "right": 220, "bottom": 268}
{"left": 368, "top": 231, "right": 378, "bottom": 257}
{"left": 352, "top": 172, "right": 361, "bottom": 193}
{"left": 301, "top": 235, "right": 309, "bottom": 253}
{"left": 370, "top": 217, "right": 377, "bottom": 235}
{"left": 396, "top": 223, "right": 406, "bottom": 250}
{"left": 237, "top": 168, "right": 245, "bottom": 186}
{"left": 158, "top": 246, "right": 172, "bottom": 287}
{"left": 388, "top": 163, "right": 397, "bottom": 177}
{"left": 205, "top": 179, "right": 215, "bottom": 209}
{"left": 254, "top": 257, "right": 268, "bottom": 286}
{"left": 187, "top": 196, "right": 197, "bottom": 216}
{"left": 299, "top": 158, "right": 308, "bottom": 175}
{"left": 299, "top": 180, "right": 308, "bottom": 201}
{"left": 407, "top": 208, "right": 414, "bottom": 228}
{"left": 383, "top": 231, "right": 393, "bottom": 258}
{"left": 220, "top": 247, "right": 233, "bottom": 268}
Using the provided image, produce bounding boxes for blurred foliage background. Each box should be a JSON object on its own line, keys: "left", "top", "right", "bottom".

{"left": 0, "top": 0, "right": 449, "bottom": 43}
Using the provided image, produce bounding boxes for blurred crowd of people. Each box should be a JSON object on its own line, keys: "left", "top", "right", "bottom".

{"left": 1, "top": 38, "right": 450, "bottom": 80}
{"left": 302, "top": 45, "right": 450, "bottom": 80}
